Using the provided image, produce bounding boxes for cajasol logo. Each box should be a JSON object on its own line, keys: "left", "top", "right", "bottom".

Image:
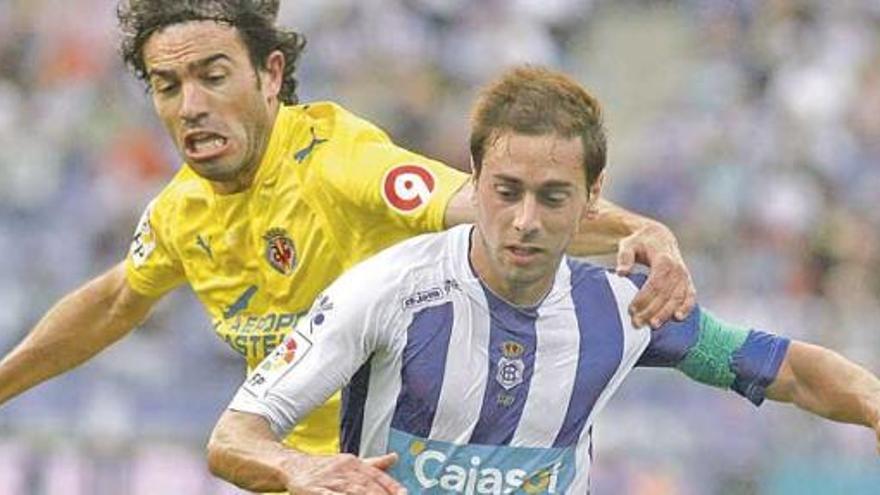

{"left": 388, "top": 429, "right": 575, "bottom": 494}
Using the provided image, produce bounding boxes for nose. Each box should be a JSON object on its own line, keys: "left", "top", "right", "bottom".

{"left": 178, "top": 81, "right": 209, "bottom": 126}
{"left": 513, "top": 193, "right": 541, "bottom": 235}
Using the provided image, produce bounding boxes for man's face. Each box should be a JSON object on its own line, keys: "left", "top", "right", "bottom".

{"left": 470, "top": 131, "right": 601, "bottom": 304}
{"left": 142, "top": 20, "right": 281, "bottom": 192}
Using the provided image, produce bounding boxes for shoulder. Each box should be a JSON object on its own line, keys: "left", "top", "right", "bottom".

{"left": 300, "top": 101, "right": 392, "bottom": 144}
{"left": 341, "top": 229, "right": 455, "bottom": 286}
{"left": 568, "top": 258, "right": 647, "bottom": 290}
{"left": 565, "top": 258, "right": 647, "bottom": 307}
{"left": 325, "top": 229, "right": 459, "bottom": 309}
{"left": 143, "top": 166, "right": 210, "bottom": 223}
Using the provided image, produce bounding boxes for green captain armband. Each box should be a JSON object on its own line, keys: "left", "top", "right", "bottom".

{"left": 676, "top": 310, "right": 750, "bottom": 388}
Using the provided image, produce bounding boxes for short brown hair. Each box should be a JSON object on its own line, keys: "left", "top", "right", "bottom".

{"left": 118, "top": 0, "right": 306, "bottom": 105}
{"left": 470, "top": 66, "right": 606, "bottom": 186}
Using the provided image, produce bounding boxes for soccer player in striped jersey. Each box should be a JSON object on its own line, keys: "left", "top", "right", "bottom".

{"left": 207, "top": 66, "right": 880, "bottom": 495}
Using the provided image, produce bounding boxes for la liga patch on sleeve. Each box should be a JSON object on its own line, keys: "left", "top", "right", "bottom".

{"left": 129, "top": 200, "right": 157, "bottom": 268}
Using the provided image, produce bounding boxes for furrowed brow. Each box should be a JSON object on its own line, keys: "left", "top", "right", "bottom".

{"left": 148, "top": 53, "right": 231, "bottom": 80}
{"left": 492, "top": 173, "right": 523, "bottom": 185}
{"left": 191, "top": 53, "right": 231, "bottom": 70}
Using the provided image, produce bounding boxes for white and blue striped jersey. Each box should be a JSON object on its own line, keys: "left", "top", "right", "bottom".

{"left": 229, "top": 224, "right": 788, "bottom": 494}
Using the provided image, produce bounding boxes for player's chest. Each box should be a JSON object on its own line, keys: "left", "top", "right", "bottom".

{"left": 174, "top": 191, "right": 346, "bottom": 317}
{"left": 393, "top": 298, "right": 629, "bottom": 443}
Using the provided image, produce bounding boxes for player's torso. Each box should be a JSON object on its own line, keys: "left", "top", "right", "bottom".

{"left": 172, "top": 183, "right": 345, "bottom": 368}
{"left": 347, "top": 230, "right": 652, "bottom": 493}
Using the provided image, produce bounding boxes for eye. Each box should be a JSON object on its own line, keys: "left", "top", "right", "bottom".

{"left": 154, "top": 81, "right": 178, "bottom": 96}
{"left": 539, "top": 190, "right": 571, "bottom": 207}
{"left": 494, "top": 183, "right": 520, "bottom": 201}
{"left": 204, "top": 72, "right": 227, "bottom": 85}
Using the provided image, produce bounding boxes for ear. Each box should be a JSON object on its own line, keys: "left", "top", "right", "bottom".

{"left": 261, "top": 50, "right": 285, "bottom": 102}
{"left": 583, "top": 171, "right": 605, "bottom": 221}
{"left": 469, "top": 175, "right": 479, "bottom": 208}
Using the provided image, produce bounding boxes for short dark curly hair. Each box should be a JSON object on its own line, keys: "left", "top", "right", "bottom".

{"left": 118, "top": 0, "right": 306, "bottom": 105}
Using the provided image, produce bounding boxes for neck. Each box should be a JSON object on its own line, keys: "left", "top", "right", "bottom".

{"left": 211, "top": 164, "right": 260, "bottom": 195}
{"left": 468, "top": 229, "right": 555, "bottom": 307}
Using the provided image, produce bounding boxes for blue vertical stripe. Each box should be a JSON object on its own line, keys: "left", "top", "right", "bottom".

{"left": 390, "top": 302, "right": 455, "bottom": 437}
{"left": 340, "top": 357, "right": 372, "bottom": 455}
{"left": 554, "top": 261, "right": 625, "bottom": 448}
{"left": 468, "top": 286, "right": 538, "bottom": 445}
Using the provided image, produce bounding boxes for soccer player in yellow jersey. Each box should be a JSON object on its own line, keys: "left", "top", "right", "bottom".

{"left": 0, "top": 0, "right": 694, "bottom": 458}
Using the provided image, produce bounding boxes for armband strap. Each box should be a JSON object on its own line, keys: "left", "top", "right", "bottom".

{"left": 676, "top": 310, "right": 749, "bottom": 388}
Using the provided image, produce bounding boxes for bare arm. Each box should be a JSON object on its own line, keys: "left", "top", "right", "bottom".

{"left": 207, "top": 410, "right": 404, "bottom": 494}
{"left": 445, "top": 184, "right": 695, "bottom": 327}
{"left": 766, "top": 341, "right": 880, "bottom": 437}
{"left": 0, "top": 262, "right": 157, "bottom": 405}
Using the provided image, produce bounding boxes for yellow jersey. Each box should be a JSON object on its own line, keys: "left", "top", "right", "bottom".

{"left": 124, "top": 102, "right": 469, "bottom": 454}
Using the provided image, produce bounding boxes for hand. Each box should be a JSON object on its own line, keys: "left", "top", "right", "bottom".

{"left": 285, "top": 452, "right": 406, "bottom": 495}
{"left": 616, "top": 222, "right": 696, "bottom": 328}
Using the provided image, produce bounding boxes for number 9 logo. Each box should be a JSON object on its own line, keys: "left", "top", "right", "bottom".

{"left": 382, "top": 165, "right": 436, "bottom": 213}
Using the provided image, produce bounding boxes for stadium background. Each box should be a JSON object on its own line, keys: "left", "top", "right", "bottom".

{"left": 1, "top": 0, "right": 879, "bottom": 493}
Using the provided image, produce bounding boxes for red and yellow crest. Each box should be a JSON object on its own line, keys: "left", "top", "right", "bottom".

{"left": 264, "top": 228, "right": 297, "bottom": 275}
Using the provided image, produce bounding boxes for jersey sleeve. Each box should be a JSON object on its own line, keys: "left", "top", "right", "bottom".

{"left": 226, "top": 262, "right": 398, "bottom": 438}
{"left": 322, "top": 128, "right": 469, "bottom": 238}
{"left": 623, "top": 273, "right": 791, "bottom": 406}
{"left": 124, "top": 198, "right": 186, "bottom": 297}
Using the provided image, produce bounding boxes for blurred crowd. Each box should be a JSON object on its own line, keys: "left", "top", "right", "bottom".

{"left": 0, "top": 0, "right": 879, "bottom": 493}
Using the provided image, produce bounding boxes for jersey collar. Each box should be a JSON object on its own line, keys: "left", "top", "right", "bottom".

{"left": 445, "top": 224, "right": 573, "bottom": 312}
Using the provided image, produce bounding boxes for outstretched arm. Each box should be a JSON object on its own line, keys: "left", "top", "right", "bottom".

{"left": 766, "top": 341, "right": 880, "bottom": 446}
{"left": 208, "top": 411, "right": 404, "bottom": 494}
{"left": 0, "top": 262, "right": 157, "bottom": 405}
{"left": 445, "top": 184, "right": 695, "bottom": 328}
{"left": 647, "top": 308, "right": 880, "bottom": 451}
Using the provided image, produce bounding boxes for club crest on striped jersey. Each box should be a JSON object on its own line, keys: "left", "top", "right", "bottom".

{"left": 382, "top": 164, "right": 436, "bottom": 213}
{"left": 263, "top": 228, "right": 297, "bottom": 275}
{"left": 496, "top": 341, "right": 526, "bottom": 390}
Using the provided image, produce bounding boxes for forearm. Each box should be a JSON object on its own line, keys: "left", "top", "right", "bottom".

{"left": 767, "top": 341, "right": 880, "bottom": 428}
{"left": 207, "top": 411, "right": 298, "bottom": 491}
{"left": 0, "top": 264, "right": 150, "bottom": 404}
{"left": 569, "top": 198, "right": 670, "bottom": 256}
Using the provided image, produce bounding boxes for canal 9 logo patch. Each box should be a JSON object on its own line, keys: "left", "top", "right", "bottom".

{"left": 382, "top": 164, "right": 436, "bottom": 213}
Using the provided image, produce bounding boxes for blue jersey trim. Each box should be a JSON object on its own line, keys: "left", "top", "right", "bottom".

{"left": 731, "top": 330, "right": 791, "bottom": 406}
{"left": 636, "top": 306, "right": 702, "bottom": 368}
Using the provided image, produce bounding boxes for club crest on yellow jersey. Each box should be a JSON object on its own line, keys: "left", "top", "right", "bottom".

{"left": 264, "top": 228, "right": 297, "bottom": 275}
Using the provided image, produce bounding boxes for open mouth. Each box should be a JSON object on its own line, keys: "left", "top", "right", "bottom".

{"left": 184, "top": 131, "right": 229, "bottom": 161}
{"left": 505, "top": 245, "right": 543, "bottom": 264}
